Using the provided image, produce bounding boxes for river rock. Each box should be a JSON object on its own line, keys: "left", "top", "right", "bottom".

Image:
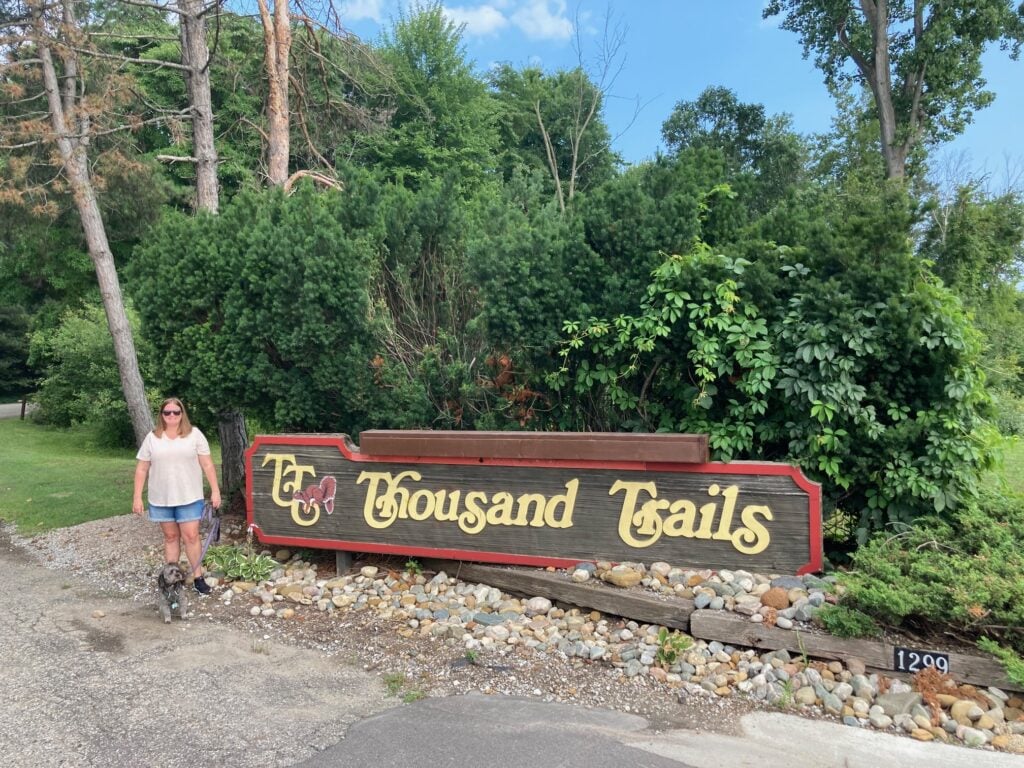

{"left": 760, "top": 587, "right": 790, "bottom": 610}
{"left": 604, "top": 567, "right": 642, "bottom": 588}
{"left": 876, "top": 692, "right": 922, "bottom": 717}
{"left": 525, "top": 596, "right": 552, "bottom": 616}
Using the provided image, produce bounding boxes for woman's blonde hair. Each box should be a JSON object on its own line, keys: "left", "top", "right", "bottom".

{"left": 154, "top": 397, "right": 194, "bottom": 437}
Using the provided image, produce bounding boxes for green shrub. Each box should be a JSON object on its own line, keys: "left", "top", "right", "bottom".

{"left": 551, "top": 201, "right": 998, "bottom": 545}
{"left": 992, "top": 390, "right": 1024, "bottom": 437}
{"left": 836, "top": 488, "right": 1024, "bottom": 659}
{"left": 977, "top": 638, "right": 1024, "bottom": 687}
{"left": 815, "top": 604, "right": 879, "bottom": 638}
{"left": 27, "top": 303, "right": 156, "bottom": 447}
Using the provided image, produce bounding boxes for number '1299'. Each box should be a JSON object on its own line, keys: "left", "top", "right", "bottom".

{"left": 893, "top": 647, "right": 949, "bottom": 674}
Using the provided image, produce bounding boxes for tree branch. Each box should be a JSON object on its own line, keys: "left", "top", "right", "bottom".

{"left": 66, "top": 45, "right": 192, "bottom": 71}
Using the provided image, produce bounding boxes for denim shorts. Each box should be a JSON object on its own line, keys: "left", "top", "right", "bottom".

{"left": 149, "top": 499, "right": 205, "bottom": 524}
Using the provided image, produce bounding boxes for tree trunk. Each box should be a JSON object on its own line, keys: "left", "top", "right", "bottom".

{"left": 217, "top": 409, "right": 248, "bottom": 512}
{"left": 859, "top": 0, "right": 906, "bottom": 180}
{"left": 36, "top": 4, "right": 153, "bottom": 446}
{"left": 179, "top": 0, "right": 219, "bottom": 212}
{"left": 177, "top": 2, "right": 249, "bottom": 498}
{"left": 257, "top": 0, "right": 292, "bottom": 185}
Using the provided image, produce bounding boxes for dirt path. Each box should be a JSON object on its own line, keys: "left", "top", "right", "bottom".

{"left": 0, "top": 527, "right": 395, "bottom": 767}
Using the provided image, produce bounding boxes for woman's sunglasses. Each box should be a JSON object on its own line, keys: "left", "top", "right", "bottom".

{"left": 162, "top": 409, "right": 182, "bottom": 416}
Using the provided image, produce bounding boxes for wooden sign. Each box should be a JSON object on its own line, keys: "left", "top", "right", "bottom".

{"left": 246, "top": 433, "right": 823, "bottom": 574}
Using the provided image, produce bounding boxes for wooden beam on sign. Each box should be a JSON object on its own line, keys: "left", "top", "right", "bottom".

{"left": 425, "top": 560, "right": 695, "bottom": 631}
{"left": 358, "top": 430, "right": 710, "bottom": 464}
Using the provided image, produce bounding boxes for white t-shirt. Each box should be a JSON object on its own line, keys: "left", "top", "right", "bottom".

{"left": 136, "top": 428, "right": 211, "bottom": 506}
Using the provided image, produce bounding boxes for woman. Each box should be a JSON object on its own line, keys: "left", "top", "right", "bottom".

{"left": 132, "top": 397, "right": 221, "bottom": 594}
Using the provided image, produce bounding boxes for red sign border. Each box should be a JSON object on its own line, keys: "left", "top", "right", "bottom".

{"left": 245, "top": 434, "right": 824, "bottom": 575}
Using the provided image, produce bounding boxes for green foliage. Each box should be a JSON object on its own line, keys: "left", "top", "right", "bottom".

{"left": 404, "top": 559, "right": 423, "bottom": 576}
{"left": 0, "top": 305, "right": 34, "bottom": 396}
{"left": 382, "top": 672, "right": 426, "bottom": 702}
{"left": 654, "top": 627, "right": 693, "bottom": 668}
{"left": 203, "top": 544, "right": 278, "bottom": 582}
{"left": 977, "top": 637, "right": 1024, "bottom": 687}
{"left": 131, "top": 184, "right": 389, "bottom": 432}
{"left": 815, "top": 604, "right": 879, "bottom": 638}
{"left": 764, "top": 1, "right": 1024, "bottom": 160}
{"left": 552, "top": 182, "right": 998, "bottom": 542}
{"left": 27, "top": 303, "right": 155, "bottom": 447}
{"left": 838, "top": 488, "right": 1024, "bottom": 656}
{"left": 489, "top": 64, "right": 618, "bottom": 199}
{"left": 661, "top": 86, "right": 807, "bottom": 212}
{"left": 358, "top": 2, "right": 499, "bottom": 190}
{"left": 919, "top": 186, "right": 1024, "bottom": 435}
{"left": 575, "top": 151, "right": 739, "bottom": 321}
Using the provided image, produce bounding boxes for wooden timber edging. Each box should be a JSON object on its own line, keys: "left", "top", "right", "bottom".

{"left": 428, "top": 560, "right": 1021, "bottom": 693}
{"left": 423, "top": 559, "right": 694, "bottom": 631}
{"left": 359, "top": 430, "right": 710, "bottom": 464}
{"left": 689, "top": 609, "right": 1022, "bottom": 693}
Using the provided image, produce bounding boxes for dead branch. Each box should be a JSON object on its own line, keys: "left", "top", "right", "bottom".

{"left": 282, "top": 169, "right": 343, "bottom": 193}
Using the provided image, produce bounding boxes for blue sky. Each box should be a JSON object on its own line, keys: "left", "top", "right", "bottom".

{"left": 340, "top": 0, "right": 1024, "bottom": 183}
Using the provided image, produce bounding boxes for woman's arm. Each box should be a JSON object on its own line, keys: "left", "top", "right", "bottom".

{"left": 199, "top": 454, "right": 221, "bottom": 509}
{"left": 132, "top": 460, "right": 150, "bottom": 516}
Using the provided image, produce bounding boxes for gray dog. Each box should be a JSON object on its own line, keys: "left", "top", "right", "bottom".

{"left": 157, "top": 563, "right": 189, "bottom": 623}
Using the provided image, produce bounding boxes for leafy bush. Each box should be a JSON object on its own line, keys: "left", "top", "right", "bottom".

{"left": 992, "top": 390, "right": 1024, "bottom": 437}
{"left": 836, "top": 488, "right": 1024, "bottom": 659}
{"left": 27, "top": 303, "right": 155, "bottom": 447}
{"left": 550, "top": 185, "right": 998, "bottom": 544}
{"left": 977, "top": 638, "right": 1024, "bottom": 687}
{"left": 0, "top": 305, "right": 34, "bottom": 397}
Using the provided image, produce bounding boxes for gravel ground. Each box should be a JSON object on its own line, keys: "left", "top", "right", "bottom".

{"left": 12, "top": 513, "right": 757, "bottom": 734}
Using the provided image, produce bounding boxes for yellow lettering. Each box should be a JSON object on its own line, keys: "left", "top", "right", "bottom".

{"left": 664, "top": 498, "right": 697, "bottom": 536}
{"left": 611, "top": 480, "right": 662, "bottom": 548}
{"left": 434, "top": 490, "right": 460, "bottom": 522}
{"left": 732, "top": 505, "right": 773, "bottom": 555}
{"left": 544, "top": 479, "right": 578, "bottom": 528}
{"left": 460, "top": 492, "right": 487, "bottom": 535}
{"left": 262, "top": 453, "right": 317, "bottom": 525}
{"left": 693, "top": 484, "right": 719, "bottom": 539}
{"left": 357, "top": 470, "right": 420, "bottom": 529}
{"left": 408, "top": 489, "right": 435, "bottom": 521}
{"left": 486, "top": 492, "right": 516, "bottom": 525}
{"left": 712, "top": 485, "right": 740, "bottom": 541}
{"left": 518, "top": 493, "right": 547, "bottom": 527}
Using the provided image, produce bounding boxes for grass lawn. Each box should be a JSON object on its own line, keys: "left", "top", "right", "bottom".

{"left": 0, "top": 419, "right": 221, "bottom": 534}
{"left": 1001, "top": 437, "right": 1024, "bottom": 496}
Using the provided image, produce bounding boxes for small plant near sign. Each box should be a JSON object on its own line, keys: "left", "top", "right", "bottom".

{"left": 204, "top": 544, "right": 278, "bottom": 582}
{"left": 383, "top": 671, "right": 426, "bottom": 703}
{"left": 655, "top": 627, "right": 692, "bottom": 668}
{"left": 404, "top": 558, "right": 423, "bottom": 577}
{"left": 776, "top": 678, "right": 795, "bottom": 709}
{"left": 383, "top": 672, "right": 406, "bottom": 697}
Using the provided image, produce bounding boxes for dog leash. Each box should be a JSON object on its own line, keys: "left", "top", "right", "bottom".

{"left": 200, "top": 499, "right": 221, "bottom": 561}
{"left": 186, "top": 500, "right": 221, "bottom": 576}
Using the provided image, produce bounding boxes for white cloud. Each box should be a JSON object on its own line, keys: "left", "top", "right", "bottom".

{"left": 443, "top": 4, "right": 511, "bottom": 37}
{"left": 342, "top": 0, "right": 387, "bottom": 23}
{"left": 510, "top": 0, "right": 573, "bottom": 41}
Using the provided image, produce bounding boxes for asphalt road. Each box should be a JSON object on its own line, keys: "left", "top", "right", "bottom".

{"left": 0, "top": 526, "right": 393, "bottom": 767}
{"left": 5, "top": 528, "right": 1024, "bottom": 768}
{"left": 0, "top": 400, "right": 33, "bottom": 420}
